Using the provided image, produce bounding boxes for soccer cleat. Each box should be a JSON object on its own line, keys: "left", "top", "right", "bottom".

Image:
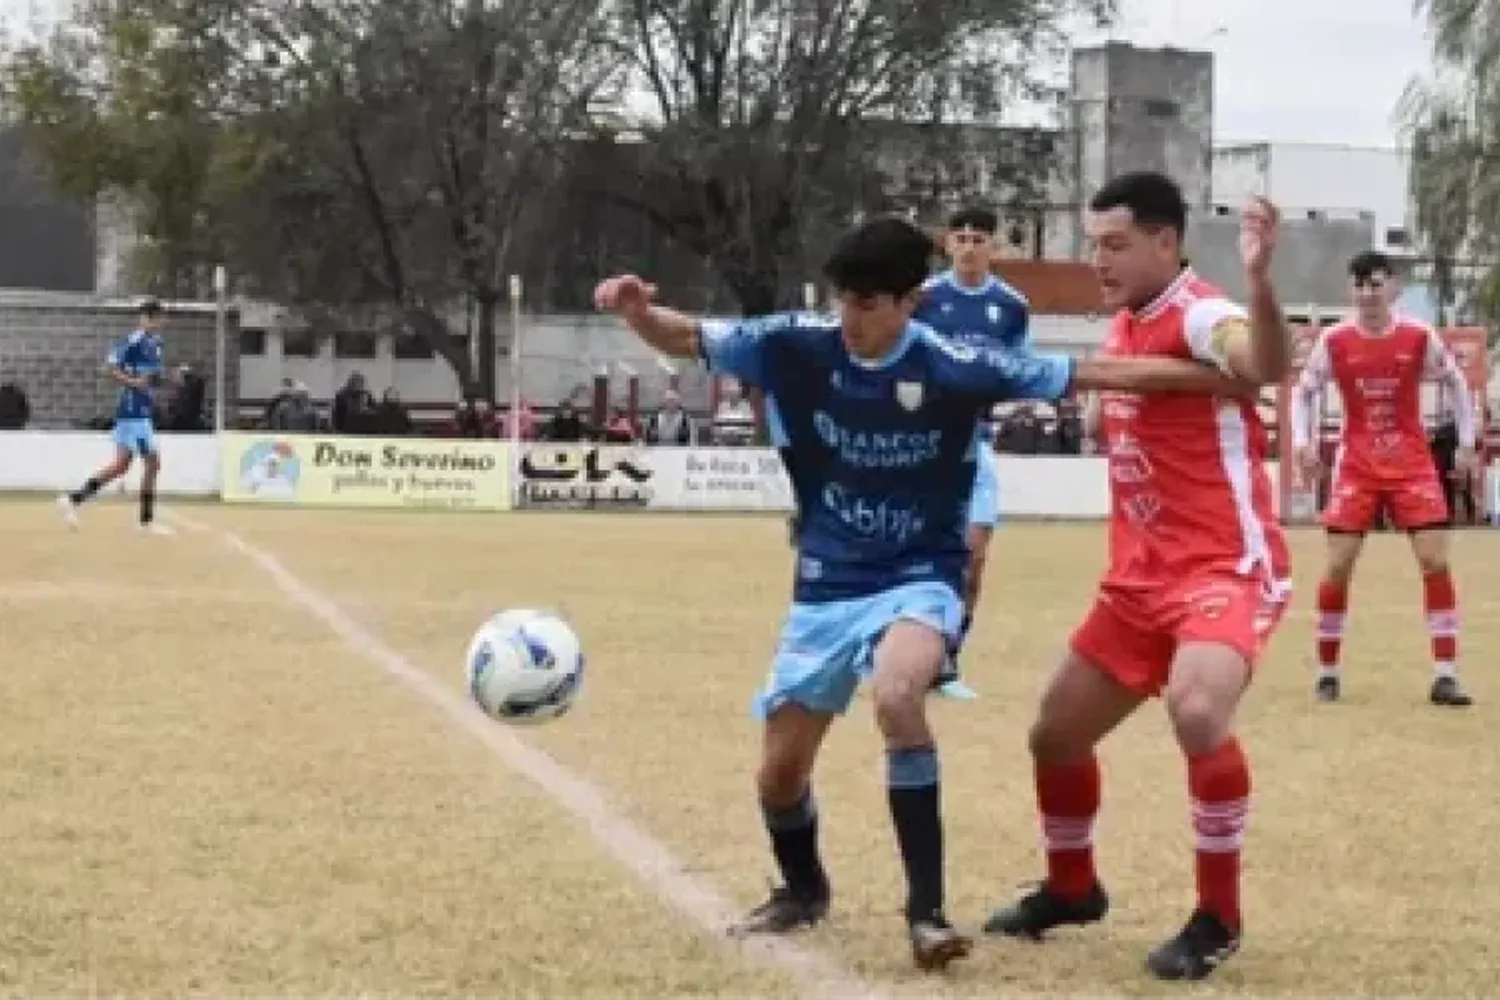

{"left": 56, "top": 494, "right": 79, "bottom": 529}
{"left": 727, "top": 885, "right": 829, "bottom": 937}
{"left": 908, "top": 913, "right": 972, "bottom": 971}
{"left": 1430, "top": 675, "right": 1473, "bottom": 707}
{"left": 982, "top": 881, "right": 1109, "bottom": 939}
{"left": 1315, "top": 674, "right": 1340, "bottom": 702}
{"left": 1145, "top": 908, "right": 1241, "bottom": 981}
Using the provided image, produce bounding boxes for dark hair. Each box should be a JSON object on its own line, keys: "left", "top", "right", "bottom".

{"left": 822, "top": 217, "right": 934, "bottom": 299}
{"left": 139, "top": 299, "right": 163, "bottom": 319}
{"left": 947, "top": 206, "right": 999, "bottom": 234}
{"left": 1089, "top": 171, "right": 1188, "bottom": 236}
{"left": 1348, "top": 250, "right": 1393, "bottom": 280}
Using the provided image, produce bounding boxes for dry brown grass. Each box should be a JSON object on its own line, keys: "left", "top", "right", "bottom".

{"left": 6, "top": 500, "right": 1500, "bottom": 997}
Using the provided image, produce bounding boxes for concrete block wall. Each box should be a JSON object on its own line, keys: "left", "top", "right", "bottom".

{"left": 0, "top": 293, "right": 240, "bottom": 428}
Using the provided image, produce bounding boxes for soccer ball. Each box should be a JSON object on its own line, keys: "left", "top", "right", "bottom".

{"left": 465, "top": 609, "right": 585, "bottom": 724}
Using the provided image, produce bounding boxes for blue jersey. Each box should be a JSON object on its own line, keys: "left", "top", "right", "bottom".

{"left": 699, "top": 313, "right": 1073, "bottom": 603}
{"left": 107, "top": 330, "right": 164, "bottom": 421}
{"left": 913, "top": 270, "right": 1030, "bottom": 352}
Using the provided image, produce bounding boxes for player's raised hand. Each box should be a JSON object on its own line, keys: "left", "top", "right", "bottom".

{"left": 592, "top": 274, "right": 657, "bottom": 321}
{"left": 1239, "top": 196, "right": 1279, "bottom": 279}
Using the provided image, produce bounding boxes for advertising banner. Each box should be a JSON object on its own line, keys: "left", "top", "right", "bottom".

{"left": 220, "top": 433, "right": 512, "bottom": 510}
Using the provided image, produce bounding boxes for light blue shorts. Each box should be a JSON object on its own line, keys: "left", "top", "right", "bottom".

{"left": 112, "top": 418, "right": 157, "bottom": 456}
{"left": 967, "top": 446, "right": 999, "bottom": 527}
{"left": 753, "top": 580, "right": 965, "bottom": 719}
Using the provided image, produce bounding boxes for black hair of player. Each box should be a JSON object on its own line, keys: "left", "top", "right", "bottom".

{"left": 822, "top": 217, "right": 935, "bottom": 299}
{"left": 1348, "top": 250, "right": 1393, "bottom": 281}
{"left": 1089, "top": 171, "right": 1188, "bottom": 237}
{"left": 947, "top": 206, "right": 999, "bottom": 234}
{"left": 139, "top": 299, "right": 163, "bottom": 319}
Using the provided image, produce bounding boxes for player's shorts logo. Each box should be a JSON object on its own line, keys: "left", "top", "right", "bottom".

{"left": 238, "top": 440, "right": 301, "bottom": 499}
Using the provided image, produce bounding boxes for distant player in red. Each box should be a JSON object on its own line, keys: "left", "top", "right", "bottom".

{"left": 983, "top": 172, "right": 1292, "bottom": 982}
{"left": 1290, "top": 250, "right": 1478, "bottom": 707}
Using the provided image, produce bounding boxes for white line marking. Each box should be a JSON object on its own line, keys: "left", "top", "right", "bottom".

{"left": 175, "top": 513, "right": 888, "bottom": 1000}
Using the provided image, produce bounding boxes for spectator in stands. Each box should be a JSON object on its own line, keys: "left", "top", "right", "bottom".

{"left": 1055, "top": 400, "right": 1084, "bottom": 455}
{"left": 502, "top": 398, "right": 539, "bottom": 440}
{"left": 161, "top": 366, "right": 208, "bottom": 432}
{"left": 267, "top": 380, "right": 323, "bottom": 432}
{"left": 372, "top": 388, "right": 413, "bottom": 436}
{"left": 544, "top": 398, "right": 589, "bottom": 442}
{"left": 600, "top": 407, "right": 638, "bottom": 443}
{"left": 0, "top": 380, "right": 29, "bottom": 429}
{"left": 999, "top": 404, "right": 1045, "bottom": 454}
{"left": 333, "top": 373, "right": 375, "bottom": 433}
{"left": 445, "top": 397, "right": 500, "bottom": 438}
{"left": 644, "top": 388, "right": 695, "bottom": 445}
{"left": 263, "top": 376, "right": 296, "bottom": 426}
{"left": 711, "top": 377, "right": 756, "bottom": 446}
{"left": 1431, "top": 411, "right": 1477, "bottom": 526}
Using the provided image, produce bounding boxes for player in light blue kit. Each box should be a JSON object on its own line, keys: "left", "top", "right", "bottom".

{"left": 592, "top": 218, "right": 1250, "bottom": 971}
{"left": 58, "top": 299, "right": 173, "bottom": 535}
{"left": 914, "top": 207, "right": 1032, "bottom": 695}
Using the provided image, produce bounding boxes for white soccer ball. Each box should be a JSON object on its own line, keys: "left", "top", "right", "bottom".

{"left": 465, "top": 608, "right": 585, "bottom": 724}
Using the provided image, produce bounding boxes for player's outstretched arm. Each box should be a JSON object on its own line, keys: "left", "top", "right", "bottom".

{"left": 593, "top": 275, "right": 702, "bottom": 359}
{"left": 1071, "top": 355, "right": 1255, "bottom": 395}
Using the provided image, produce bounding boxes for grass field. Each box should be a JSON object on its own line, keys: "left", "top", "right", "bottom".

{"left": 3, "top": 501, "right": 1496, "bottom": 998}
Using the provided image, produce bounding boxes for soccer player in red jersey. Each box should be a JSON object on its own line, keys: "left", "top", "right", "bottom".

{"left": 982, "top": 172, "right": 1292, "bottom": 981}
{"left": 1290, "top": 250, "right": 1478, "bottom": 707}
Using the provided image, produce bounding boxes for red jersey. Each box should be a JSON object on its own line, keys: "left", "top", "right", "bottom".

{"left": 1096, "top": 269, "right": 1289, "bottom": 590}
{"left": 1291, "top": 318, "right": 1476, "bottom": 482}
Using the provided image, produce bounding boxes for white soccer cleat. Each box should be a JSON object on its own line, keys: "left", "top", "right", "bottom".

{"left": 56, "top": 494, "right": 79, "bottom": 529}
{"left": 138, "top": 521, "right": 174, "bottom": 537}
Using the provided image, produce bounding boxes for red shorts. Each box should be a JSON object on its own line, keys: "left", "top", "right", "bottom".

{"left": 1069, "top": 572, "right": 1290, "bottom": 698}
{"left": 1322, "top": 471, "right": 1448, "bottom": 533}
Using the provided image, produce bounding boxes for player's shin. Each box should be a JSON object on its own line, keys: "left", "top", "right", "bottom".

{"left": 1035, "top": 756, "right": 1101, "bottom": 898}
{"left": 1186, "top": 736, "right": 1250, "bottom": 931}
{"left": 886, "top": 744, "right": 944, "bottom": 921}
{"left": 69, "top": 477, "right": 103, "bottom": 506}
{"left": 1422, "top": 569, "right": 1459, "bottom": 676}
{"left": 760, "top": 789, "right": 829, "bottom": 900}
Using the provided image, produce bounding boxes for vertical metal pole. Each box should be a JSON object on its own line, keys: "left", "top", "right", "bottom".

{"left": 508, "top": 274, "right": 523, "bottom": 442}
{"left": 213, "top": 264, "right": 227, "bottom": 432}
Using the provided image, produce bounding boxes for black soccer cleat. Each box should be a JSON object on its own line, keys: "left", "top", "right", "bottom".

{"left": 1315, "top": 674, "right": 1340, "bottom": 702}
{"left": 728, "top": 885, "right": 829, "bottom": 937}
{"left": 1145, "top": 908, "right": 1241, "bottom": 981}
{"left": 908, "top": 913, "right": 972, "bottom": 971}
{"left": 1430, "top": 675, "right": 1474, "bottom": 707}
{"left": 982, "top": 881, "right": 1109, "bottom": 939}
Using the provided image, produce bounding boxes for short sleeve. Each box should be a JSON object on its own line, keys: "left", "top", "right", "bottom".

{"left": 927, "top": 332, "right": 1074, "bottom": 402}
{"left": 1421, "top": 326, "right": 1462, "bottom": 379}
{"left": 698, "top": 312, "right": 800, "bottom": 386}
{"left": 1182, "top": 297, "right": 1249, "bottom": 373}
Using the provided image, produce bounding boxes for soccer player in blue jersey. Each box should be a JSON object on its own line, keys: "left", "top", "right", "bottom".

{"left": 914, "top": 207, "right": 1030, "bottom": 693}
{"left": 592, "top": 217, "right": 1252, "bottom": 970}
{"left": 58, "top": 299, "right": 173, "bottom": 535}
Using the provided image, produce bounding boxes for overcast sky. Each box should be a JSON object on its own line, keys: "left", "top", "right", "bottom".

{"left": 2, "top": 0, "right": 1435, "bottom": 149}
{"left": 1075, "top": 0, "right": 1434, "bottom": 147}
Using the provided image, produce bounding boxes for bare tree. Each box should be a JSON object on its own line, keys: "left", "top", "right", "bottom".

{"left": 1403, "top": 0, "right": 1500, "bottom": 330}
{"left": 596, "top": 0, "right": 1111, "bottom": 314}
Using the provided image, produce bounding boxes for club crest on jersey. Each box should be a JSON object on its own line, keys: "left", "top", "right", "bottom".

{"left": 986, "top": 303, "right": 1000, "bottom": 324}
{"left": 894, "top": 380, "right": 924, "bottom": 410}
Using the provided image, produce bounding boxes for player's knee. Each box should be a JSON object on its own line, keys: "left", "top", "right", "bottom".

{"left": 870, "top": 670, "right": 928, "bottom": 740}
{"left": 1412, "top": 537, "right": 1449, "bottom": 575}
{"left": 756, "top": 754, "right": 811, "bottom": 807}
{"left": 1026, "top": 714, "right": 1088, "bottom": 764}
{"left": 1165, "top": 686, "right": 1233, "bottom": 755}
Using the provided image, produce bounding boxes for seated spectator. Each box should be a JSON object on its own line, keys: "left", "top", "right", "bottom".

{"left": 544, "top": 399, "right": 589, "bottom": 442}
{"left": 711, "top": 378, "right": 756, "bottom": 446}
{"left": 644, "top": 389, "right": 695, "bottom": 445}
{"left": 333, "top": 373, "right": 375, "bottom": 433}
{"left": 0, "top": 380, "right": 29, "bottom": 429}
{"left": 444, "top": 397, "right": 500, "bottom": 438}
{"left": 1055, "top": 400, "right": 1084, "bottom": 455}
{"left": 162, "top": 366, "right": 208, "bottom": 431}
{"left": 372, "top": 388, "right": 413, "bottom": 436}
{"left": 502, "top": 398, "right": 538, "bottom": 441}
{"left": 267, "top": 381, "right": 323, "bottom": 431}
{"left": 600, "top": 407, "right": 638, "bottom": 443}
